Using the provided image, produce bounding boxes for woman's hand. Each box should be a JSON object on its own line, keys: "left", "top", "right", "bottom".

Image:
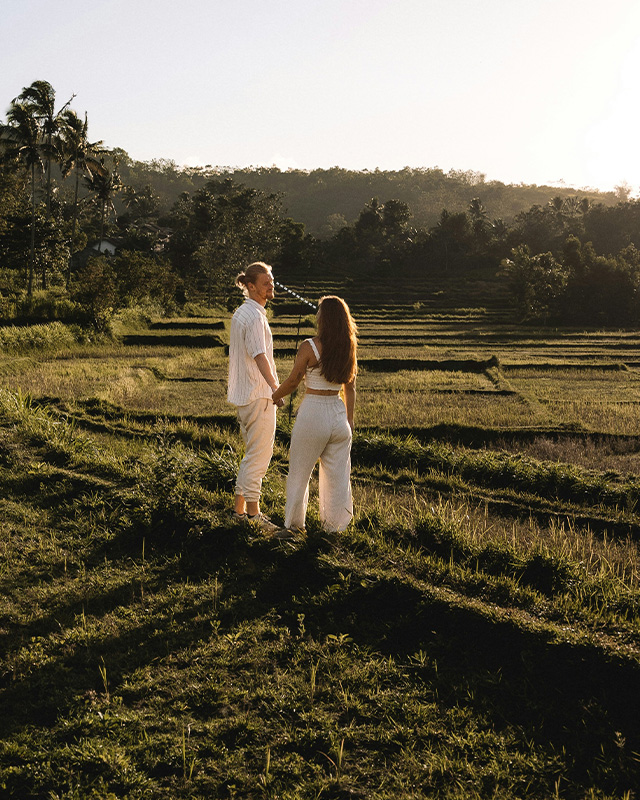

{"left": 343, "top": 379, "right": 356, "bottom": 433}
{"left": 272, "top": 341, "right": 313, "bottom": 404}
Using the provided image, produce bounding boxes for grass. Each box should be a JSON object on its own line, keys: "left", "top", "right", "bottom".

{"left": 1, "top": 305, "right": 640, "bottom": 798}
{"left": 494, "top": 435, "right": 640, "bottom": 474}
{"left": 0, "top": 321, "right": 82, "bottom": 352}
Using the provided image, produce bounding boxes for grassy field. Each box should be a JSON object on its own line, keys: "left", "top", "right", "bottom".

{"left": 1, "top": 302, "right": 639, "bottom": 799}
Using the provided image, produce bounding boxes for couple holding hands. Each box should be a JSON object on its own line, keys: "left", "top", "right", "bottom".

{"left": 227, "top": 261, "right": 357, "bottom": 537}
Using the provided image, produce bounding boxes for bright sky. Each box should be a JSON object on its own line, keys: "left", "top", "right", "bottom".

{"left": 3, "top": 0, "right": 640, "bottom": 192}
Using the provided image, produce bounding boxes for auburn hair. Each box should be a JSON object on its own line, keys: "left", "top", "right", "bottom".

{"left": 316, "top": 296, "right": 358, "bottom": 384}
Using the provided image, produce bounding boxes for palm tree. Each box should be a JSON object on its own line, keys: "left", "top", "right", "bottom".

{"left": 562, "top": 196, "right": 583, "bottom": 218}
{"left": 0, "top": 102, "right": 45, "bottom": 295}
{"left": 83, "top": 156, "right": 123, "bottom": 247}
{"left": 122, "top": 184, "right": 160, "bottom": 222}
{"left": 548, "top": 196, "right": 565, "bottom": 214}
{"left": 16, "top": 80, "right": 75, "bottom": 219}
{"left": 468, "top": 197, "right": 492, "bottom": 251}
{"left": 60, "top": 110, "right": 103, "bottom": 286}
{"left": 468, "top": 197, "right": 490, "bottom": 232}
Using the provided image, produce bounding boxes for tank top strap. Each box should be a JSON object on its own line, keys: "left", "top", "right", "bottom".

{"left": 306, "top": 337, "right": 320, "bottom": 361}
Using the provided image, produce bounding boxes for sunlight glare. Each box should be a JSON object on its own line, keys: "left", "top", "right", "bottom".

{"left": 583, "top": 35, "right": 640, "bottom": 192}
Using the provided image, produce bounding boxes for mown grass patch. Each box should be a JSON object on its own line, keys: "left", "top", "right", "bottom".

{"left": 0, "top": 349, "right": 230, "bottom": 419}
{"left": 358, "top": 369, "right": 499, "bottom": 394}
{"left": 357, "top": 390, "right": 547, "bottom": 429}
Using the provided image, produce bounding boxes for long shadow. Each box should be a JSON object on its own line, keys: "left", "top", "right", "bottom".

{"left": 363, "top": 422, "right": 640, "bottom": 449}
{"left": 0, "top": 522, "right": 258, "bottom": 735}
{"left": 121, "top": 333, "right": 226, "bottom": 347}
{"left": 0, "top": 524, "right": 331, "bottom": 737}
{"left": 359, "top": 357, "right": 500, "bottom": 372}
{"left": 148, "top": 321, "right": 225, "bottom": 331}
{"left": 3, "top": 513, "right": 640, "bottom": 791}
{"left": 39, "top": 399, "right": 240, "bottom": 443}
{"left": 267, "top": 559, "right": 640, "bottom": 789}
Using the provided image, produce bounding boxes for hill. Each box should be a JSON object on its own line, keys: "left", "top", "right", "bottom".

{"left": 117, "top": 160, "right": 619, "bottom": 236}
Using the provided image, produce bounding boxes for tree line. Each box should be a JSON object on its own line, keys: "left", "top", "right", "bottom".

{"left": 1, "top": 79, "right": 639, "bottom": 328}
{"left": 117, "top": 161, "right": 622, "bottom": 237}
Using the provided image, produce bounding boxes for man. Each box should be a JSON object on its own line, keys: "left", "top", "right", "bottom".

{"left": 227, "top": 261, "right": 283, "bottom": 532}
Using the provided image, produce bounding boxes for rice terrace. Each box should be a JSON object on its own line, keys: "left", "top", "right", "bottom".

{"left": 1, "top": 279, "right": 640, "bottom": 799}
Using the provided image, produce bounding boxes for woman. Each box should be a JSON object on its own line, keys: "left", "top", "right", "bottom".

{"left": 272, "top": 296, "right": 357, "bottom": 533}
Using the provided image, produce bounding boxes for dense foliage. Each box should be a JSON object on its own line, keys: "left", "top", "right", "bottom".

{"left": 2, "top": 79, "right": 640, "bottom": 325}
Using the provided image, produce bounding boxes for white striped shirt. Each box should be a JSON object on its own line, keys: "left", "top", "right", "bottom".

{"left": 227, "top": 299, "right": 278, "bottom": 406}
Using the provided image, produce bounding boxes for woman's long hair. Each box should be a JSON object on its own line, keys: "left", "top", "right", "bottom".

{"left": 316, "top": 296, "right": 357, "bottom": 384}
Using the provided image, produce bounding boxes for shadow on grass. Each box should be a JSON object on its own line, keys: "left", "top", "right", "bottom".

{"left": 2, "top": 514, "right": 640, "bottom": 791}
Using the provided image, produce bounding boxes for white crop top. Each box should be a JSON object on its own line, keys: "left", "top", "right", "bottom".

{"left": 305, "top": 338, "right": 343, "bottom": 391}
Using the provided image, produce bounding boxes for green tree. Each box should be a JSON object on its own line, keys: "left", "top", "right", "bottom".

{"left": 83, "top": 156, "right": 123, "bottom": 246}
{"left": 16, "top": 80, "right": 74, "bottom": 219}
{"left": 468, "top": 197, "right": 491, "bottom": 239}
{"left": 0, "top": 101, "right": 45, "bottom": 294}
{"left": 510, "top": 204, "right": 565, "bottom": 257}
{"left": 165, "top": 179, "right": 287, "bottom": 303}
{"left": 583, "top": 200, "right": 640, "bottom": 256}
{"left": 0, "top": 202, "right": 33, "bottom": 295}
{"left": 562, "top": 238, "right": 640, "bottom": 325}
{"left": 381, "top": 199, "right": 411, "bottom": 237}
{"left": 328, "top": 197, "right": 413, "bottom": 273}
{"left": 71, "top": 254, "right": 118, "bottom": 329}
{"left": 59, "top": 109, "right": 103, "bottom": 285}
{"left": 0, "top": 156, "right": 28, "bottom": 276}
{"left": 467, "top": 197, "right": 496, "bottom": 264}
{"left": 112, "top": 250, "right": 179, "bottom": 308}
{"left": 501, "top": 245, "right": 568, "bottom": 321}
{"left": 428, "top": 209, "right": 472, "bottom": 271}
{"left": 274, "top": 217, "right": 318, "bottom": 282}
{"left": 121, "top": 184, "right": 160, "bottom": 222}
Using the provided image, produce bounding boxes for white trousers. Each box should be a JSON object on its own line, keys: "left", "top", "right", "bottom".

{"left": 235, "top": 398, "right": 276, "bottom": 503}
{"left": 285, "top": 395, "right": 353, "bottom": 532}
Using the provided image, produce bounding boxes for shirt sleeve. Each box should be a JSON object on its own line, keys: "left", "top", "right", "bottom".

{"left": 244, "top": 313, "right": 267, "bottom": 359}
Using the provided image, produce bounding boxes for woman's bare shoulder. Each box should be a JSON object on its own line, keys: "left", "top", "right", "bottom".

{"left": 301, "top": 337, "right": 320, "bottom": 364}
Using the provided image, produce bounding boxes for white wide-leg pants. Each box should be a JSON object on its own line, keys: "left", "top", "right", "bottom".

{"left": 285, "top": 394, "right": 353, "bottom": 532}
{"left": 235, "top": 398, "right": 277, "bottom": 503}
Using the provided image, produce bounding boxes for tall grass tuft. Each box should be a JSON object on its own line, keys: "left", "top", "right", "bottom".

{"left": 198, "top": 444, "right": 239, "bottom": 490}
{"left": 0, "top": 321, "right": 81, "bottom": 353}
{"left": 0, "top": 387, "right": 96, "bottom": 463}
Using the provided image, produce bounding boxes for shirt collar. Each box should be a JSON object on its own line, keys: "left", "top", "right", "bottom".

{"left": 245, "top": 298, "right": 267, "bottom": 316}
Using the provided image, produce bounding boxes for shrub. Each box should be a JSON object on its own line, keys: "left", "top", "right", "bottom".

{"left": 0, "top": 321, "right": 79, "bottom": 353}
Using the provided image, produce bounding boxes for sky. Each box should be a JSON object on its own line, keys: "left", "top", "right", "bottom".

{"left": 3, "top": 0, "right": 640, "bottom": 193}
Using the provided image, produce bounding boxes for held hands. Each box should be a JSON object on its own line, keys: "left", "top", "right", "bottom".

{"left": 272, "top": 387, "right": 285, "bottom": 408}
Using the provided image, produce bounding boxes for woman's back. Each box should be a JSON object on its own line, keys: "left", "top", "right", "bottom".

{"left": 304, "top": 338, "right": 342, "bottom": 390}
